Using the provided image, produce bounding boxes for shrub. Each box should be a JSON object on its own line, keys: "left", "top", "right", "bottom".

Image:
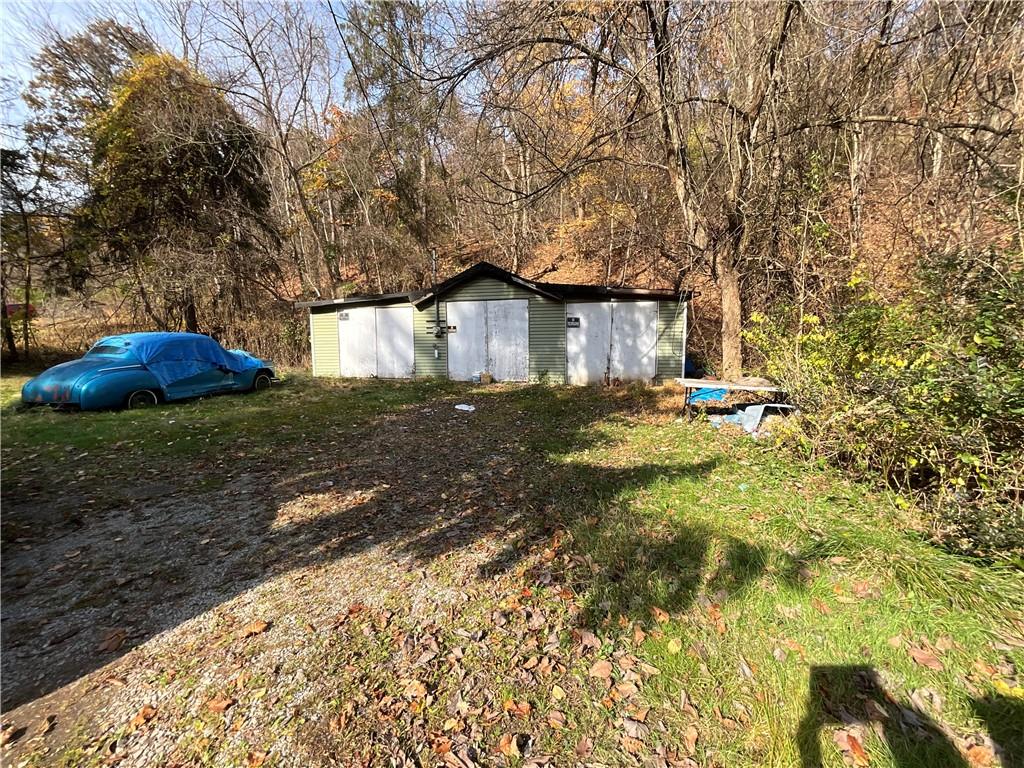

{"left": 746, "top": 249, "right": 1024, "bottom": 562}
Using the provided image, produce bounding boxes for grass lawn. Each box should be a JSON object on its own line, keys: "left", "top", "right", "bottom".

{"left": 1, "top": 371, "right": 1022, "bottom": 767}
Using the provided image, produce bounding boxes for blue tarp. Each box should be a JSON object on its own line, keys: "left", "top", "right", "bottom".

{"left": 90, "top": 332, "right": 261, "bottom": 389}
{"left": 709, "top": 403, "right": 797, "bottom": 435}
{"left": 689, "top": 387, "right": 727, "bottom": 403}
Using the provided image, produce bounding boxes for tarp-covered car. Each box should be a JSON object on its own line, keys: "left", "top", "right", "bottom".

{"left": 21, "top": 332, "right": 275, "bottom": 410}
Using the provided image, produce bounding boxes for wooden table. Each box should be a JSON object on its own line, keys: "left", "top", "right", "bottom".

{"left": 675, "top": 378, "right": 785, "bottom": 418}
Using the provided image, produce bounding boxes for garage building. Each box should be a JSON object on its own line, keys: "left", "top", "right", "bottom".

{"left": 298, "top": 262, "right": 689, "bottom": 385}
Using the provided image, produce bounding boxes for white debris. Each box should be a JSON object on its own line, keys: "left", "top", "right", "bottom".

{"left": 454, "top": 404, "right": 475, "bottom": 412}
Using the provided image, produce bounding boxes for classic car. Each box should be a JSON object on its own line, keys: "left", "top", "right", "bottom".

{"left": 21, "top": 332, "right": 275, "bottom": 410}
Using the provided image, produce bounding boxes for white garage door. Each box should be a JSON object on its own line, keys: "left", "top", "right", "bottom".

{"left": 338, "top": 306, "right": 377, "bottom": 377}
{"left": 447, "top": 299, "right": 529, "bottom": 381}
{"left": 375, "top": 306, "right": 414, "bottom": 378}
{"left": 610, "top": 301, "right": 658, "bottom": 381}
{"left": 566, "top": 303, "right": 612, "bottom": 385}
{"left": 566, "top": 301, "right": 657, "bottom": 384}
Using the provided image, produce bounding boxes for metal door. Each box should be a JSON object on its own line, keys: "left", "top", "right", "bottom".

{"left": 375, "top": 306, "right": 415, "bottom": 378}
{"left": 446, "top": 301, "right": 487, "bottom": 380}
{"left": 566, "top": 302, "right": 612, "bottom": 384}
{"left": 446, "top": 299, "right": 529, "bottom": 381}
{"left": 338, "top": 306, "right": 377, "bottom": 377}
{"left": 610, "top": 301, "right": 657, "bottom": 381}
{"left": 486, "top": 299, "right": 529, "bottom": 381}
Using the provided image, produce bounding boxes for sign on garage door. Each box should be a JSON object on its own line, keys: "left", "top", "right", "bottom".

{"left": 446, "top": 299, "right": 529, "bottom": 381}
{"left": 339, "top": 305, "right": 414, "bottom": 378}
{"left": 566, "top": 301, "right": 657, "bottom": 384}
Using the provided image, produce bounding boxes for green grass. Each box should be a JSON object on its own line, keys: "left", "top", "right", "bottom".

{"left": 2, "top": 371, "right": 1022, "bottom": 767}
{"left": 545, "top": 413, "right": 1024, "bottom": 767}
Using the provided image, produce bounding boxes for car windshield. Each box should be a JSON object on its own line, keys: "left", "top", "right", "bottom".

{"left": 87, "top": 344, "right": 134, "bottom": 357}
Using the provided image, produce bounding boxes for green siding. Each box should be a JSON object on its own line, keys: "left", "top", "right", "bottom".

{"left": 443, "top": 277, "right": 536, "bottom": 302}
{"left": 414, "top": 302, "right": 447, "bottom": 378}
{"left": 655, "top": 300, "right": 687, "bottom": 383}
{"left": 529, "top": 298, "right": 565, "bottom": 383}
{"left": 310, "top": 308, "right": 340, "bottom": 376}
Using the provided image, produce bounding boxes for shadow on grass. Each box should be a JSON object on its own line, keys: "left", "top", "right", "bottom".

{"left": 0, "top": 378, "right": 799, "bottom": 718}
{"left": 1, "top": 382, "right": 666, "bottom": 710}
{"left": 971, "top": 693, "right": 1024, "bottom": 768}
{"left": 798, "top": 665, "right": 972, "bottom": 767}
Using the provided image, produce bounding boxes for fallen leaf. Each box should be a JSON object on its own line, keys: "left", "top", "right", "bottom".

{"left": 589, "top": 659, "right": 613, "bottom": 680}
{"left": 129, "top": 705, "right": 157, "bottom": 729}
{"left": 965, "top": 743, "right": 995, "bottom": 767}
{"left": 575, "top": 736, "right": 594, "bottom": 758}
{"left": 498, "top": 733, "right": 531, "bottom": 758}
{"left": 667, "top": 638, "right": 682, "bottom": 655}
{"left": 207, "top": 695, "right": 236, "bottom": 714}
{"left": 615, "top": 681, "right": 639, "bottom": 699}
{"left": 621, "top": 734, "right": 646, "bottom": 755}
{"left": 238, "top": 619, "right": 270, "bottom": 639}
{"left": 547, "top": 710, "right": 566, "bottom": 730}
{"left": 551, "top": 684, "right": 566, "bottom": 701}
{"left": 246, "top": 750, "right": 268, "bottom": 768}
{"left": 833, "top": 728, "right": 869, "bottom": 767}
{"left": 622, "top": 717, "right": 649, "bottom": 740}
{"left": 684, "top": 724, "right": 698, "bottom": 754}
{"left": 651, "top": 606, "right": 670, "bottom": 624}
{"left": 908, "top": 646, "right": 944, "bottom": 671}
{"left": 503, "top": 699, "right": 531, "bottom": 718}
{"left": 498, "top": 733, "right": 519, "bottom": 758}
{"left": 628, "top": 705, "right": 650, "bottom": 723}
{"left": 404, "top": 680, "right": 428, "bottom": 699}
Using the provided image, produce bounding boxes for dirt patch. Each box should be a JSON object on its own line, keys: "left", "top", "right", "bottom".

{"left": 1, "top": 385, "right": 668, "bottom": 766}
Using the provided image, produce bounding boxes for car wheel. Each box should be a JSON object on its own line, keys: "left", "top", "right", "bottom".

{"left": 252, "top": 373, "right": 272, "bottom": 393}
{"left": 127, "top": 389, "right": 159, "bottom": 409}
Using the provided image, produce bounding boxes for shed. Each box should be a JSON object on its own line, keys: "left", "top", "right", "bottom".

{"left": 297, "top": 262, "right": 690, "bottom": 385}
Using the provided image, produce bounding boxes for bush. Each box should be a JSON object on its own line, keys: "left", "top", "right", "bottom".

{"left": 746, "top": 249, "right": 1024, "bottom": 562}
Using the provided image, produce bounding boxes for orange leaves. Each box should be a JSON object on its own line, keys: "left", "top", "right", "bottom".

{"left": 237, "top": 619, "right": 271, "bottom": 639}
{"left": 207, "top": 695, "right": 236, "bottom": 714}
{"left": 502, "top": 698, "right": 531, "bottom": 718}
{"left": 588, "top": 659, "right": 613, "bottom": 680}
{"left": 650, "top": 606, "right": 670, "bottom": 624}
{"left": 833, "top": 728, "right": 870, "bottom": 766}
{"left": 129, "top": 704, "right": 157, "bottom": 730}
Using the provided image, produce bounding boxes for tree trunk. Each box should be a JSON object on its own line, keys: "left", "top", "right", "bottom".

{"left": 0, "top": 271, "right": 18, "bottom": 360}
{"left": 719, "top": 254, "right": 743, "bottom": 379}
{"left": 183, "top": 288, "right": 199, "bottom": 333}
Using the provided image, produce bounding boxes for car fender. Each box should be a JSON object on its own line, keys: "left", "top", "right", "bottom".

{"left": 77, "top": 368, "right": 165, "bottom": 411}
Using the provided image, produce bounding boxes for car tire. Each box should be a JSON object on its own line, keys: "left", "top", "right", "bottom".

{"left": 127, "top": 389, "right": 159, "bottom": 409}
{"left": 252, "top": 373, "right": 272, "bottom": 393}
